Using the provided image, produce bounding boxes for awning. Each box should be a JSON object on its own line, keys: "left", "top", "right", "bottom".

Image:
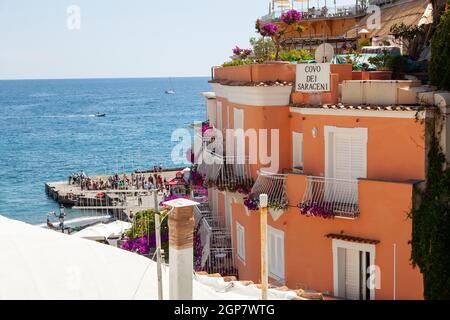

{"left": 326, "top": 233, "right": 380, "bottom": 245}
{"left": 0, "top": 216, "right": 300, "bottom": 300}
{"left": 346, "top": 0, "right": 431, "bottom": 38}
{"left": 73, "top": 220, "right": 132, "bottom": 241}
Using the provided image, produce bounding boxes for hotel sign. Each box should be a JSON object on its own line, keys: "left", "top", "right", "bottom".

{"left": 296, "top": 63, "right": 331, "bottom": 92}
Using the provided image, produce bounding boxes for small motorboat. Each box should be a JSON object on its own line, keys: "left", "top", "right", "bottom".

{"left": 165, "top": 90, "right": 175, "bottom": 95}
{"left": 95, "top": 113, "right": 106, "bottom": 117}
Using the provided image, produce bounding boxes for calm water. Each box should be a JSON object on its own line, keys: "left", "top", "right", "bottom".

{"left": 0, "top": 77, "right": 209, "bottom": 224}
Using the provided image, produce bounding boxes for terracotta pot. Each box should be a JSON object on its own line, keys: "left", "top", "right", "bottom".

{"left": 265, "top": 60, "right": 290, "bottom": 65}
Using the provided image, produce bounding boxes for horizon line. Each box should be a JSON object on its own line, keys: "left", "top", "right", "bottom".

{"left": 0, "top": 74, "right": 211, "bottom": 81}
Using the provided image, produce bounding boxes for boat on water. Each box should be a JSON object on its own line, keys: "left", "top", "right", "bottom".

{"left": 95, "top": 112, "right": 106, "bottom": 117}
{"left": 165, "top": 78, "right": 175, "bottom": 94}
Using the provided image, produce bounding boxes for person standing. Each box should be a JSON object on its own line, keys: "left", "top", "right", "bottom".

{"left": 59, "top": 205, "right": 66, "bottom": 233}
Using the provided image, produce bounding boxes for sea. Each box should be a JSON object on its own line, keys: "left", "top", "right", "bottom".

{"left": 0, "top": 77, "right": 210, "bottom": 224}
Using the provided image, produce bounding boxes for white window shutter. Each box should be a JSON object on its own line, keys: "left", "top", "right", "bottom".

{"left": 237, "top": 223, "right": 245, "bottom": 262}
{"left": 345, "top": 249, "right": 361, "bottom": 300}
{"left": 292, "top": 132, "right": 303, "bottom": 169}
{"left": 268, "top": 227, "right": 285, "bottom": 280}
{"left": 216, "top": 102, "right": 223, "bottom": 131}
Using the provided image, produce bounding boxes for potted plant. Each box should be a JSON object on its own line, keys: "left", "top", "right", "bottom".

{"left": 268, "top": 199, "right": 289, "bottom": 221}
{"left": 255, "top": 9, "right": 304, "bottom": 61}
{"left": 367, "top": 49, "right": 394, "bottom": 79}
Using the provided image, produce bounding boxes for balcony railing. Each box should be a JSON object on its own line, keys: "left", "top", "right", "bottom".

{"left": 197, "top": 150, "right": 254, "bottom": 194}
{"left": 194, "top": 204, "right": 237, "bottom": 276}
{"left": 300, "top": 176, "right": 359, "bottom": 219}
{"left": 251, "top": 170, "right": 288, "bottom": 209}
{"left": 197, "top": 149, "right": 223, "bottom": 183}
{"left": 261, "top": 4, "right": 367, "bottom": 23}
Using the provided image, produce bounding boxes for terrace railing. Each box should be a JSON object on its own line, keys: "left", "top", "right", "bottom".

{"left": 197, "top": 150, "right": 254, "bottom": 194}
{"left": 261, "top": 4, "right": 367, "bottom": 23}
{"left": 197, "top": 149, "right": 223, "bottom": 183}
{"left": 194, "top": 204, "right": 237, "bottom": 276}
{"left": 251, "top": 170, "right": 288, "bottom": 207}
{"left": 300, "top": 176, "right": 360, "bottom": 219}
{"left": 215, "top": 156, "right": 254, "bottom": 194}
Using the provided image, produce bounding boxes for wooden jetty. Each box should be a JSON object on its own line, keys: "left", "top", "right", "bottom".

{"left": 45, "top": 168, "right": 186, "bottom": 221}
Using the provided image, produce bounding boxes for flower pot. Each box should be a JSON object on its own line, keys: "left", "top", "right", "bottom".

{"left": 265, "top": 60, "right": 290, "bottom": 65}
{"left": 269, "top": 208, "right": 285, "bottom": 221}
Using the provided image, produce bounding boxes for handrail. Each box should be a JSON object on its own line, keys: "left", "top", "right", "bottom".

{"left": 300, "top": 176, "right": 360, "bottom": 219}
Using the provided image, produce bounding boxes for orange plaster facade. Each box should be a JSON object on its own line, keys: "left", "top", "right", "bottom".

{"left": 203, "top": 64, "right": 425, "bottom": 300}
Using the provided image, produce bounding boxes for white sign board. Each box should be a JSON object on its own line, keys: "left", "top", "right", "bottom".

{"left": 296, "top": 63, "right": 331, "bottom": 93}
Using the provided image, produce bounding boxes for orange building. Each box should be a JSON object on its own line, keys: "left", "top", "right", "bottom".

{"left": 193, "top": 62, "right": 450, "bottom": 300}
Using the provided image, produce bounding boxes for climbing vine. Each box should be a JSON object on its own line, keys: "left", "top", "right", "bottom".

{"left": 429, "top": 9, "right": 450, "bottom": 91}
{"left": 411, "top": 108, "right": 450, "bottom": 300}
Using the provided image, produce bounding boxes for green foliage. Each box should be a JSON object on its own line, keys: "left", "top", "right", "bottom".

{"left": 390, "top": 22, "right": 425, "bottom": 56}
{"left": 126, "top": 209, "right": 168, "bottom": 239}
{"left": 279, "top": 49, "right": 313, "bottom": 62}
{"left": 388, "top": 55, "right": 408, "bottom": 76}
{"left": 356, "top": 38, "right": 371, "bottom": 51}
{"left": 390, "top": 22, "right": 425, "bottom": 43}
{"left": 222, "top": 58, "right": 255, "bottom": 68}
{"left": 368, "top": 50, "right": 395, "bottom": 71}
{"left": 249, "top": 37, "right": 276, "bottom": 63}
{"left": 411, "top": 131, "right": 450, "bottom": 299}
{"left": 345, "top": 51, "right": 364, "bottom": 71}
{"left": 429, "top": 10, "right": 450, "bottom": 90}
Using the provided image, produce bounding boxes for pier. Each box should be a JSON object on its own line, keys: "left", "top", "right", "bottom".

{"left": 45, "top": 167, "right": 187, "bottom": 222}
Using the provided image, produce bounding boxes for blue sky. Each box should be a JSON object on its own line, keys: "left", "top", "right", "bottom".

{"left": 0, "top": 0, "right": 355, "bottom": 79}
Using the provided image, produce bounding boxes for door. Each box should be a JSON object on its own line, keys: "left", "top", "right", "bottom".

{"left": 334, "top": 243, "right": 374, "bottom": 300}
{"left": 344, "top": 248, "right": 361, "bottom": 300}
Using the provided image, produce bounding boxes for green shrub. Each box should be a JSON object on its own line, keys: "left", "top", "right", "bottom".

{"left": 429, "top": 10, "right": 450, "bottom": 90}
{"left": 250, "top": 37, "right": 276, "bottom": 63}
{"left": 368, "top": 50, "right": 395, "bottom": 71}
{"left": 126, "top": 209, "right": 168, "bottom": 239}
{"left": 222, "top": 58, "right": 255, "bottom": 68}
{"left": 279, "top": 49, "right": 313, "bottom": 62}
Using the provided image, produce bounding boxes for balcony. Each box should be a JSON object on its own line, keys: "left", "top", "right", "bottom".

{"left": 299, "top": 176, "right": 359, "bottom": 219}
{"left": 197, "top": 150, "right": 254, "bottom": 194}
{"left": 260, "top": 4, "right": 367, "bottom": 23}
{"left": 251, "top": 170, "right": 288, "bottom": 220}
{"left": 194, "top": 204, "right": 237, "bottom": 276}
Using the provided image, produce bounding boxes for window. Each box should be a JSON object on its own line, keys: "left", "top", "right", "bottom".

{"left": 268, "top": 226, "right": 285, "bottom": 280}
{"left": 216, "top": 102, "right": 223, "bottom": 131}
{"left": 292, "top": 132, "right": 303, "bottom": 172}
{"left": 236, "top": 222, "right": 245, "bottom": 262}
{"left": 324, "top": 127, "right": 368, "bottom": 180}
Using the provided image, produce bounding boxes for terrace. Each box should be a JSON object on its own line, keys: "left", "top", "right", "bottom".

{"left": 261, "top": 0, "right": 367, "bottom": 23}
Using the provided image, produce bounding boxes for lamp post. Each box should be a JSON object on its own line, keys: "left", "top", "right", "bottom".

{"left": 153, "top": 172, "right": 163, "bottom": 300}
{"left": 260, "top": 194, "right": 269, "bottom": 300}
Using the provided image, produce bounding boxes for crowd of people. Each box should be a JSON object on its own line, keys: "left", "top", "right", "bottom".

{"left": 68, "top": 168, "right": 170, "bottom": 193}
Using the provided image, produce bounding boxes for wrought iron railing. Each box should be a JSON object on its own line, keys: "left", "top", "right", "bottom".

{"left": 251, "top": 170, "right": 288, "bottom": 209}
{"left": 194, "top": 204, "right": 237, "bottom": 276}
{"left": 197, "top": 151, "right": 254, "bottom": 194}
{"left": 261, "top": 4, "right": 367, "bottom": 22}
{"left": 299, "top": 176, "right": 360, "bottom": 219}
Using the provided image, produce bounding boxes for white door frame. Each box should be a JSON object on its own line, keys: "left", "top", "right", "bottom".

{"left": 332, "top": 239, "right": 376, "bottom": 300}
